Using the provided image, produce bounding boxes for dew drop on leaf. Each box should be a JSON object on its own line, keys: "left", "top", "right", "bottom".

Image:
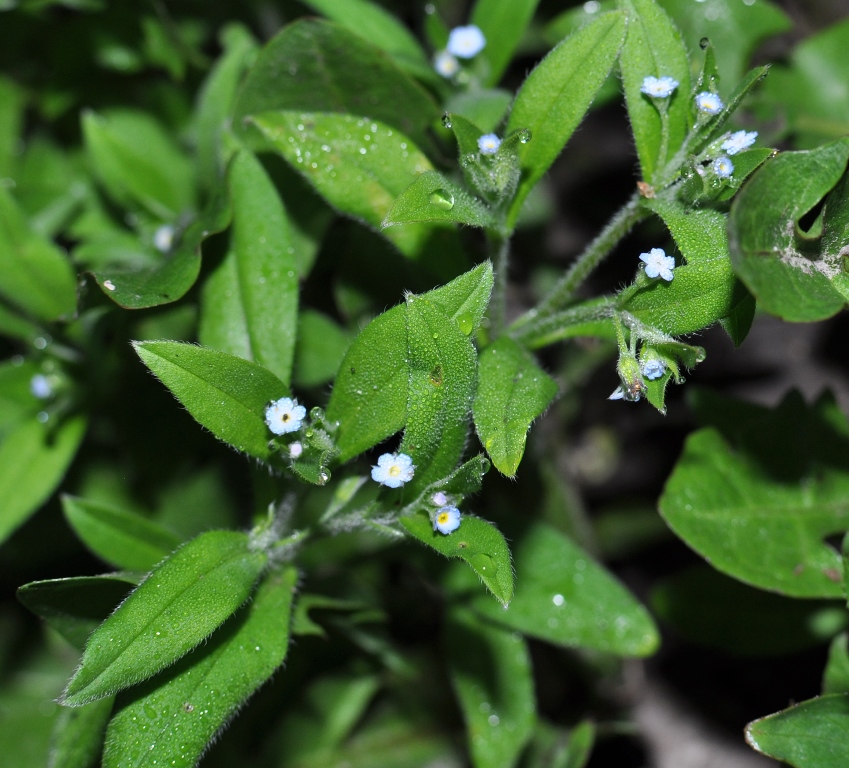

{"left": 457, "top": 312, "right": 474, "bottom": 335}
{"left": 429, "top": 189, "right": 455, "bottom": 210}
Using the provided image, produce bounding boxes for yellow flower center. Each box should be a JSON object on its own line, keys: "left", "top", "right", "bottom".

{"left": 389, "top": 464, "right": 401, "bottom": 477}
{"left": 437, "top": 512, "right": 450, "bottom": 524}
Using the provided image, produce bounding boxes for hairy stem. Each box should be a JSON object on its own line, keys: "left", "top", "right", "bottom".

{"left": 488, "top": 231, "right": 511, "bottom": 336}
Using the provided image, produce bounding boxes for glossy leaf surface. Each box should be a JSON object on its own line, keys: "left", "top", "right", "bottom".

{"left": 102, "top": 567, "right": 296, "bottom": 768}
{"left": 445, "top": 607, "right": 535, "bottom": 768}
{"left": 62, "top": 530, "right": 267, "bottom": 706}
{"left": 384, "top": 170, "right": 496, "bottom": 229}
{"left": 134, "top": 342, "right": 288, "bottom": 461}
{"left": 474, "top": 337, "right": 557, "bottom": 477}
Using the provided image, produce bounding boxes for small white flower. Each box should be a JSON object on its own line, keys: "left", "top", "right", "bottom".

{"left": 433, "top": 505, "right": 461, "bottom": 534}
{"left": 30, "top": 374, "right": 52, "bottom": 399}
{"left": 477, "top": 133, "right": 501, "bottom": 155}
{"left": 432, "top": 491, "right": 448, "bottom": 506}
{"left": 153, "top": 224, "right": 174, "bottom": 253}
{"left": 695, "top": 91, "right": 723, "bottom": 115}
{"left": 265, "top": 397, "right": 306, "bottom": 435}
{"left": 447, "top": 25, "right": 486, "bottom": 59}
{"left": 434, "top": 50, "right": 460, "bottom": 78}
{"left": 641, "top": 75, "right": 679, "bottom": 99}
{"left": 721, "top": 130, "right": 757, "bottom": 155}
{"left": 713, "top": 155, "right": 734, "bottom": 178}
{"left": 639, "top": 247, "right": 675, "bottom": 281}
{"left": 371, "top": 452, "right": 415, "bottom": 488}
{"left": 641, "top": 359, "right": 666, "bottom": 381}
{"left": 288, "top": 441, "right": 304, "bottom": 459}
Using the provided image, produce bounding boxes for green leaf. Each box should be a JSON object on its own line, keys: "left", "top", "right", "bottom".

{"left": 17, "top": 574, "right": 138, "bottom": 651}
{"left": 101, "top": 567, "right": 296, "bottom": 768}
{"left": 445, "top": 607, "right": 536, "bottom": 768}
{"left": 0, "top": 75, "right": 25, "bottom": 178}
{"left": 62, "top": 497, "right": 181, "bottom": 572}
{"left": 0, "top": 416, "right": 86, "bottom": 546}
{"left": 62, "top": 530, "right": 267, "bottom": 706}
{"left": 746, "top": 694, "right": 849, "bottom": 768}
{"left": 383, "top": 170, "right": 497, "bottom": 229}
{"left": 461, "top": 523, "right": 659, "bottom": 656}
{"left": 49, "top": 696, "right": 114, "bottom": 768}
{"left": 718, "top": 285, "right": 756, "bottom": 348}
{"left": 400, "top": 294, "right": 478, "bottom": 491}
{"left": 652, "top": 565, "right": 847, "bottom": 656}
{"left": 327, "top": 305, "right": 408, "bottom": 462}
{"left": 133, "top": 341, "right": 288, "bottom": 461}
{"left": 619, "top": 0, "right": 691, "bottom": 183}
{"left": 90, "top": 187, "right": 232, "bottom": 309}
{"left": 293, "top": 310, "right": 352, "bottom": 389}
{"left": 0, "top": 186, "right": 78, "bottom": 322}
{"left": 198, "top": 150, "right": 299, "bottom": 383}
{"left": 471, "top": 0, "right": 542, "bottom": 87}
{"left": 474, "top": 337, "right": 557, "bottom": 477}
{"left": 728, "top": 139, "right": 849, "bottom": 321}
{"left": 824, "top": 633, "right": 849, "bottom": 695}
{"left": 194, "top": 24, "right": 257, "bottom": 192}
{"left": 424, "top": 260, "right": 494, "bottom": 336}
{"left": 251, "top": 111, "right": 438, "bottom": 258}
{"left": 506, "top": 11, "right": 626, "bottom": 226}
{"left": 301, "top": 0, "right": 431, "bottom": 81}
{"left": 660, "top": 391, "right": 849, "bottom": 598}
{"left": 234, "top": 19, "right": 439, "bottom": 152}
{"left": 403, "top": 513, "right": 513, "bottom": 605}
{"left": 82, "top": 109, "right": 195, "bottom": 219}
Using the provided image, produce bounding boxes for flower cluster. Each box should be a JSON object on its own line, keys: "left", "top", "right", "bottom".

{"left": 434, "top": 25, "right": 485, "bottom": 79}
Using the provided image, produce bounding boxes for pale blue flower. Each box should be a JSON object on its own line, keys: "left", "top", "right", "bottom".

{"left": 641, "top": 359, "right": 666, "bottom": 380}
{"left": 371, "top": 452, "right": 415, "bottom": 488}
{"left": 433, "top": 50, "right": 459, "bottom": 78}
{"left": 478, "top": 133, "right": 501, "bottom": 155}
{"left": 695, "top": 91, "right": 723, "bottom": 115}
{"left": 641, "top": 75, "right": 679, "bottom": 98}
{"left": 153, "top": 224, "right": 174, "bottom": 253}
{"left": 447, "top": 25, "right": 486, "bottom": 59}
{"left": 713, "top": 155, "right": 734, "bottom": 178}
{"left": 288, "top": 441, "right": 304, "bottom": 459}
{"left": 640, "top": 247, "right": 675, "bottom": 281}
{"left": 434, "top": 505, "right": 461, "bottom": 534}
{"left": 721, "top": 130, "right": 757, "bottom": 155}
{"left": 30, "top": 374, "right": 52, "bottom": 399}
{"left": 432, "top": 491, "right": 448, "bottom": 506}
{"left": 265, "top": 397, "right": 306, "bottom": 435}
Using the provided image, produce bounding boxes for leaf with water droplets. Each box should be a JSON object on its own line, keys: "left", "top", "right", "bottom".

{"left": 445, "top": 607, "right": 536, "bottom": 768}
{"left": 251, "top": 111, "right": 441, "bottom": 258}
{"left": 62, "top": 530, "right": 267, "bottom": 707}
{"left": 401, "top": 513, "right": 513, "bottom": 606}
{"left": 133, "top": 341, "right": 288, "bottom": 462}
{"left": 458, "top": 523, "right": 659, "bottom": 656}
{"left": 506, "top": 11, "right": 626, "bottom": 227}
{"left": 199, "top": 149, "right": 299, "bottom": 384}
{"left": 383, "top": 170, "right": 497, "bottom": 229}
{"left": 473, "top": 337, "right": 557, "bottom": 477}
{"left": 102, "top": 567, "right": 296, "bottom": 768}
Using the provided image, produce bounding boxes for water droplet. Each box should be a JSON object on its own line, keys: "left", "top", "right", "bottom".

{"left": 699, "top": 36, "right": 710, "bottom": 49}
{"left": 318, "top": 471, "right": 330, "bottom": 485}
{"left": 488, "top": 714, "right": 500, "bottom": 726}
{"left": 429, "top": 189, "right": 454, "bottom": 210}
{"left": 552, "top": 593, "right": 565, "bottom": 606}
{"left": 457, "top": 312, "right": 474, "bottom": 335}
{"left": 441, "top": 113, "right": 453, "bottom": 129}
{"left": 471, "top": 553, "right": 496, "bottom": 576}
{"left": 518, "top": 129, "right": 532, "bottom": 144}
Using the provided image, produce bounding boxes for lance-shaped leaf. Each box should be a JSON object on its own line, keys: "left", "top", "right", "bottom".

{"left": 49, "top": 696, "right": 114, "bottom": 768}
{"left": 18, "top": 574, "right": 139, "bottom": 651}
{"left": 459, "top": 523, "right": 659, "bottom": 656}
{"left": 474, "top": 337, "right": 557, "bottom": 477}
{"left": 472, "top": 0, "right": 542, "bottom": 87}
{"left": 619, "top": 0, "right": 691, "bottom": 184}
{"left": 234, "top": 19, "right": 438, "bottom": 151}
{"left": 506, "top": 11, "right": 626, "bottom": 227}
{"left": 102, "top": 567, "right": 296, "bottom": 768}
{"left": 252, "top": 111, "right": 438, "bottom": 258}
{"left": 746, "top": 694, "right": 849, "bottom": 768}
{"left": 660, "top": 391, "right": 849, "bottom": 598}
{"left": 199, "top": 149, "right": 298, "bottom": 384}
{"left": 0, "top": 186, "right": 77, "bottom": 322}
{"left": 424, "top": 260, "right": 493, "bottom": 337}
{"left": 824, "top": 633, "right": 849, "bottom": 695}
{"left": 402, "top": 513, "right": 513, "bottom": 606}
{"left": 62, "top": 497, "right": 181, "bottom": 572}
{"left": 62, "top": 530, "right": 267, "bottom": 706}
{"left": 445, "top": 607, "right": 536, "bottom": 768}
{"left": 728, "top": 138, "right": 849, "bottom": 321}
{"left": 90, "top": 187, "right": 232, "bottom": 309}
{"left": 133, "top": 341, "right": 288, "bottom": 461}
{"left": 0, "top": 416, "right": 86, "bottom": 546}
{"left": 384, "top": 171, "right": 496, "bottom": 229}
{"left": 293, "top": 310, "right": 352, "bottom": 389}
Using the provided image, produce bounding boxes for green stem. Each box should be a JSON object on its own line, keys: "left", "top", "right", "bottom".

{"left": 510, "top": 298, "right": 616, "bottom": 349}
{"left": 512, "top": 193, "right": 646, "bottom": 329}
{"left": 488, "top": 230, "right": 510, "bottom": 336}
